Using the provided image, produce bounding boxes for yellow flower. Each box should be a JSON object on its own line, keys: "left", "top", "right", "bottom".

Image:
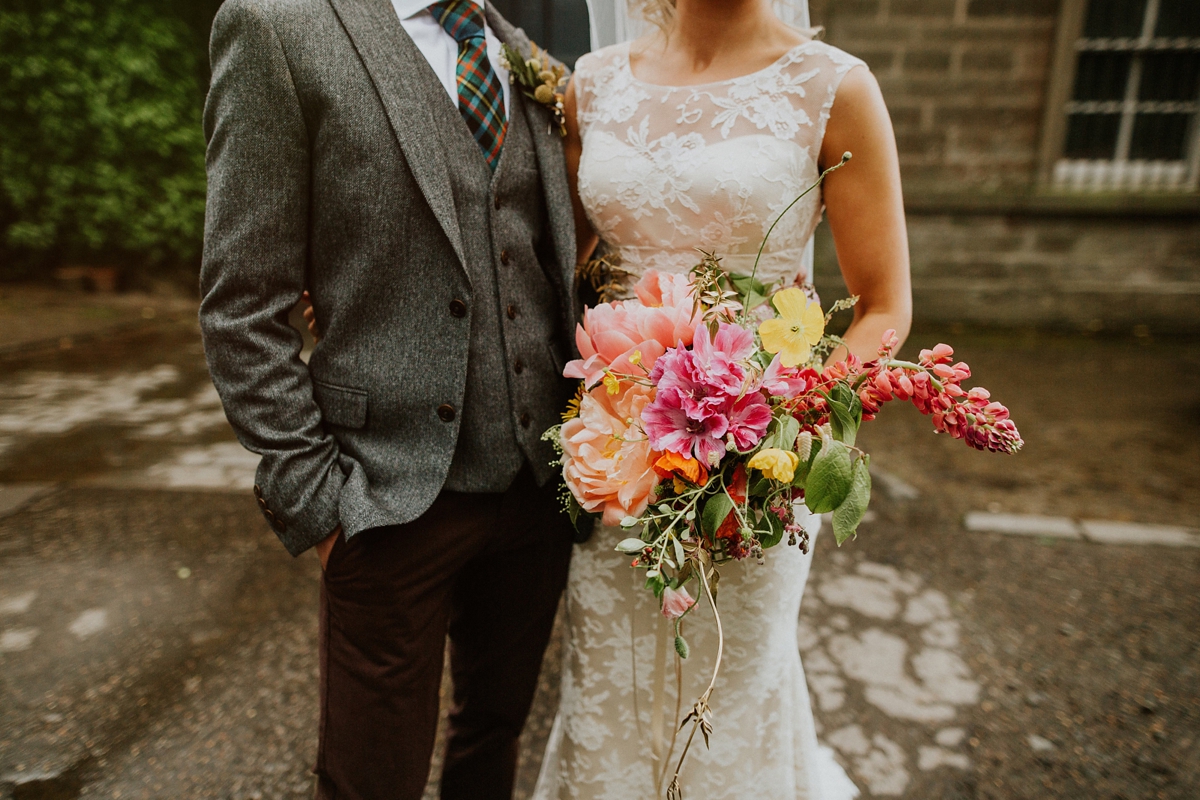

{"left": 629, "top": 350, "right": 642, "bottom": 367}
{"left": 757, "top": 288, "right": 825, "bottom": 368}
{"left": 748, "top": 448, "right": 801, "bottom": 483}
{"left": 603, "top": 373, "right": 621, "bottom": 396}
{"left": 562, "top": 384, "right": 584, "bottom": 421}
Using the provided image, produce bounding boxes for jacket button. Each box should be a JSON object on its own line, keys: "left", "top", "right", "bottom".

{"left": 449, "top": 299, "right": 467, "bottom": 318}
{"left": 438, "top": 404, "right": 457, "bottom": 422}
{"left": 507, "top": 305, "right": 518, "bottom": 320}
{"left": 520, "top": 412, "right": 531, "bottom": 428}
{"left": 500, "top": 249, "right": 511, "bottom": 266}
{"left": 514, "top": 359, "right": 524, "bottom": 374}
{"left": 494, "top": 196, "right": 501, "bottom": 210}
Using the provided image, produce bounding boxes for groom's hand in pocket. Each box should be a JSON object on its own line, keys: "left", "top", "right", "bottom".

{"left": 316, "top": 526, "right": 342, "bottom": 571}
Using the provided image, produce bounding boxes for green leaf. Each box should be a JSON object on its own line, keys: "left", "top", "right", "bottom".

{"left": 701, "top": 493, "right": 734, "bottom": 538}
{"left": 615, "top": 538, "right": 645, "bottom": 554}
{"left": 805, "top": 440, "right": 853, "bottom": 514}
{"left": 828, "top": 399, "right": 858, "bottom": 446}
{"left": 764, "top": 413, "right": 800, "bottom": 452}
{"left": 758, "top": 510, "right": 785, "bottom": 549}
{"left": 675, "top": 634, "right": 690, "bottom": 659}
{"left": 672, "top": 536, "right": 686, "bottom": 567}
{"left": 832, "top": 456, "right": 872, "bottom": 545}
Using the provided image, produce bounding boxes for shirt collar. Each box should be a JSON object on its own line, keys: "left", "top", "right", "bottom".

{"left": 391, "top": 0, "right": 485, "bottom": 21}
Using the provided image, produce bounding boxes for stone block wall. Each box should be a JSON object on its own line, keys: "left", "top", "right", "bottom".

{"left": 808, "top": 0, "right": 1200, "bottom": 332}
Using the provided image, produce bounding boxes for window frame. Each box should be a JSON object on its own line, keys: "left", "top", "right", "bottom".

{"left": 1038, "top": 0, "right": 1200, "bottom": 194}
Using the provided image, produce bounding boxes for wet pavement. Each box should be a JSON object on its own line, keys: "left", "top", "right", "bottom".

{"left": 0, "top": 294, "right": 1197, "bottom": 799}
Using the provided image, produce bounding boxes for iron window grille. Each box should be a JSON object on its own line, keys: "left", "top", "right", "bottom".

{"left": 1047, "top": 0, "right": 1200, "bottom": 192}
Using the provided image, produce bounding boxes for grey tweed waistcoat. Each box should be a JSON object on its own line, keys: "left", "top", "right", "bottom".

{"left": 433, "top": 54, "right": 565, "bottom": 492}
{"left": 199, "top": 0, "right": 579, "bottom": 556}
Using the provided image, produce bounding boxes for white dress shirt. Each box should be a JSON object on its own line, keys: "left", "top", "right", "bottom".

{"left": 390, "top": 0, "right": 511, "bottom": 116}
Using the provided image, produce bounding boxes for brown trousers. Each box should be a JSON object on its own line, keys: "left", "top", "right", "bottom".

{"left": 314, "top": 466, "right": 572, "bottom": 800}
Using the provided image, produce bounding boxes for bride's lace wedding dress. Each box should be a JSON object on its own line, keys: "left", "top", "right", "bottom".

{"left": 532, "top": 40, "right": 866, "bottom": 800}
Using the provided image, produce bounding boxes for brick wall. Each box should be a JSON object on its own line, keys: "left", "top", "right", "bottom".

{"left": 808, "top": 0, "right": 1200, "bottom": 332}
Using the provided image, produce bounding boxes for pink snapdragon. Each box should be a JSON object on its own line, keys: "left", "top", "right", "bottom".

{"left": 855, "top": 332, "right": 1023, "bottom": 454}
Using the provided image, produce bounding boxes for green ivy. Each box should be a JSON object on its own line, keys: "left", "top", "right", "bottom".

{"left": 0, "top": 0, "right": 209, "bottom": 276}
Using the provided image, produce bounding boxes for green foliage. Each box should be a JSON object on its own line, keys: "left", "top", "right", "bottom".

{"left": 832, "top": 455, "right": 871, "bottom": 545}
{"left": 701, "top": 492, "right": 734, "bottom": 538}
{"left": 0, "top": 0, "right": 209, "bottom": 275}
{"left": 804, "top": 439, "right": 853, "bottom": 514}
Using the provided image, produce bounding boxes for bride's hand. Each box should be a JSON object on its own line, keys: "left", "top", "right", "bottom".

{"left": 301, "top": 291, "right": 322, "bottom": 343}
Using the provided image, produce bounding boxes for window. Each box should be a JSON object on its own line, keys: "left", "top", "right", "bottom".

{"left": 1042, "top": 0, "right": 1200, "bottom": 192}
{"left": 491, "top": 0, "right": 592, "bottom": 67}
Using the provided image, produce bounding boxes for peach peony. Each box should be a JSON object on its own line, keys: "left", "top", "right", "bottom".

{"left": 564, "top": 270, "right": 700, "bottom": 387}
{"left": 561, "top": 384, "right": 661, "bottom": 526}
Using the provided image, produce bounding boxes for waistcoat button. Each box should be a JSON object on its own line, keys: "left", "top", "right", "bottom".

{"left": 514, "top": 360, "right": 524, "bottom": 374}
{"left": 520, "top": 412, "right": 531, "bottom": 428}
{"left": 500, "top": 249, "right": 511, "bottom": 266}
{"left": 449, "top": 299, "right": 467, "bottom": 318}
{"left": 494, "top": 196, "right": 501, "bottom": 211}
{"left": 507, "top": 305, "right": 518, "bottom": 320}
{"left": 437, "top": 404, "right": 456, "bottom": 422}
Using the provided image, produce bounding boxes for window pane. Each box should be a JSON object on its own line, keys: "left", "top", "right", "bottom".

{"left": 1083, "top": 0, "right": 1147, "bottom": 38}
{"left": 1064, "top": 113, "right": 1122, "bottom": 158}
{"left": 1073, "top": 52, "right": 1132, "bottom": 101}
{"left": 1139, "top": 52, "right": 1200, "bottom": 101}
{"left": 1129, "top": 113, "right": 1192, "bottom": 159}
{"left": 1156, "top": 0, "right": 1200, "bottom": 37}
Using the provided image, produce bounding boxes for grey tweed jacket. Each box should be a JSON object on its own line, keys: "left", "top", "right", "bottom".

{"left": 200, "top": 0, "right": 578, "bottom": 556}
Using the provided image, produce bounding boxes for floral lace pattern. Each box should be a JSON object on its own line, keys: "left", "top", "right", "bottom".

{"left": 532, "top": 40, "right": 867, "bottom": 800}
{"left": 574, "top": 40, "right": 865, "bottom": 286}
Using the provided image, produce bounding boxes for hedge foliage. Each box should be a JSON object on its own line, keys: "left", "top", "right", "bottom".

{"left": 0, "top": 0, "right": 214, "bottom": 277}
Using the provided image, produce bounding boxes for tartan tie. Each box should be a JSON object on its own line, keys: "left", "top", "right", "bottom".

{"left": 428, "top": 0, "right": 507, "bottom": 171}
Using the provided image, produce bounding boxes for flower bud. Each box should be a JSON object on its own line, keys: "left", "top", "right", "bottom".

{"left": 534, "top": 84, "right": 555, "bottom": 104}
{"left": 797, "top": 431, "right": 813, "bottom": 462}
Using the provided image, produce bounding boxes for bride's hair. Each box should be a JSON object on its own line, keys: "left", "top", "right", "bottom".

{"left": 633, "top": 0, "right": 676, "bottom": 30}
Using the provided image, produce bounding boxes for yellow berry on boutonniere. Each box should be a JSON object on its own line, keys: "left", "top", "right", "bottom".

{"left": 500, "top": 41, "right": 568, "bottom": 137}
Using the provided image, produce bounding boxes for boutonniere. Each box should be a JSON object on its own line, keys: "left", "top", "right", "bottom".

{"left": 500, "top": 41, "right": 567, "bottom": 137}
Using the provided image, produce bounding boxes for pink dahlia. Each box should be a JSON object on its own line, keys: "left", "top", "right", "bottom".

{"left": 642, "top": 387, "right": 729, "bottom": 467}
{"left": 726, "top": 392, "right": 772, "bottom": 450}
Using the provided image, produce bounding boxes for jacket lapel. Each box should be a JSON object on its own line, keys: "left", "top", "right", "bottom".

{"left": 329, "top": 0, "right": 467, "bottom": 272}
{"left": 486, "top": 6, "right": 579, "bottom": 329}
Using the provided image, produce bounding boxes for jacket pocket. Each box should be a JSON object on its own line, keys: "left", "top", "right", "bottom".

{"left": 312, "top": 379, "right": 369, "bottom": 430}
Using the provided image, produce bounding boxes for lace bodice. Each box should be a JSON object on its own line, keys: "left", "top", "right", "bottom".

{"left": 574, "top": 40, "right": 866, "bottom": 288}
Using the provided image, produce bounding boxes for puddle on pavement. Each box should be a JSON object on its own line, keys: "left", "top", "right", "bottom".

{"left": 0, "top": 323, "right": 250, "bottom": 487}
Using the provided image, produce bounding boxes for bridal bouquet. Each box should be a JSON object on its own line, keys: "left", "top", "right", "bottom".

{"left": 543, "top": 158, "right": 1022, "bottom": 794}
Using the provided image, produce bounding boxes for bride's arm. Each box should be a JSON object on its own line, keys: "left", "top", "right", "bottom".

{"left": 564, "top": 77, "right": 600, "bottom": 266}
{"left": 818, "top": 66, "right": 913, "bottom": 363}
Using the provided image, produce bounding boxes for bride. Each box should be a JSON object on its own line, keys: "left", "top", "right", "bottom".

{"left": 532, "top": 0, "right": 912, "bottom": 798}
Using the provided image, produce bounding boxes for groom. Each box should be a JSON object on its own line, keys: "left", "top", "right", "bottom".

{"left": 200, "top": 0, "right": 579, "bottom": 797}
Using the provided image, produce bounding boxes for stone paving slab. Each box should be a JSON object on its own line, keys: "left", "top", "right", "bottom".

{"left": 963, "top": 512, "right": 1082, "bottom": 539}
{"left": 965, "top": 512, "right": 1200, "bottom": 547}
{"left": 1079, "top": 520, "right": 1200, "bottom": 548}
